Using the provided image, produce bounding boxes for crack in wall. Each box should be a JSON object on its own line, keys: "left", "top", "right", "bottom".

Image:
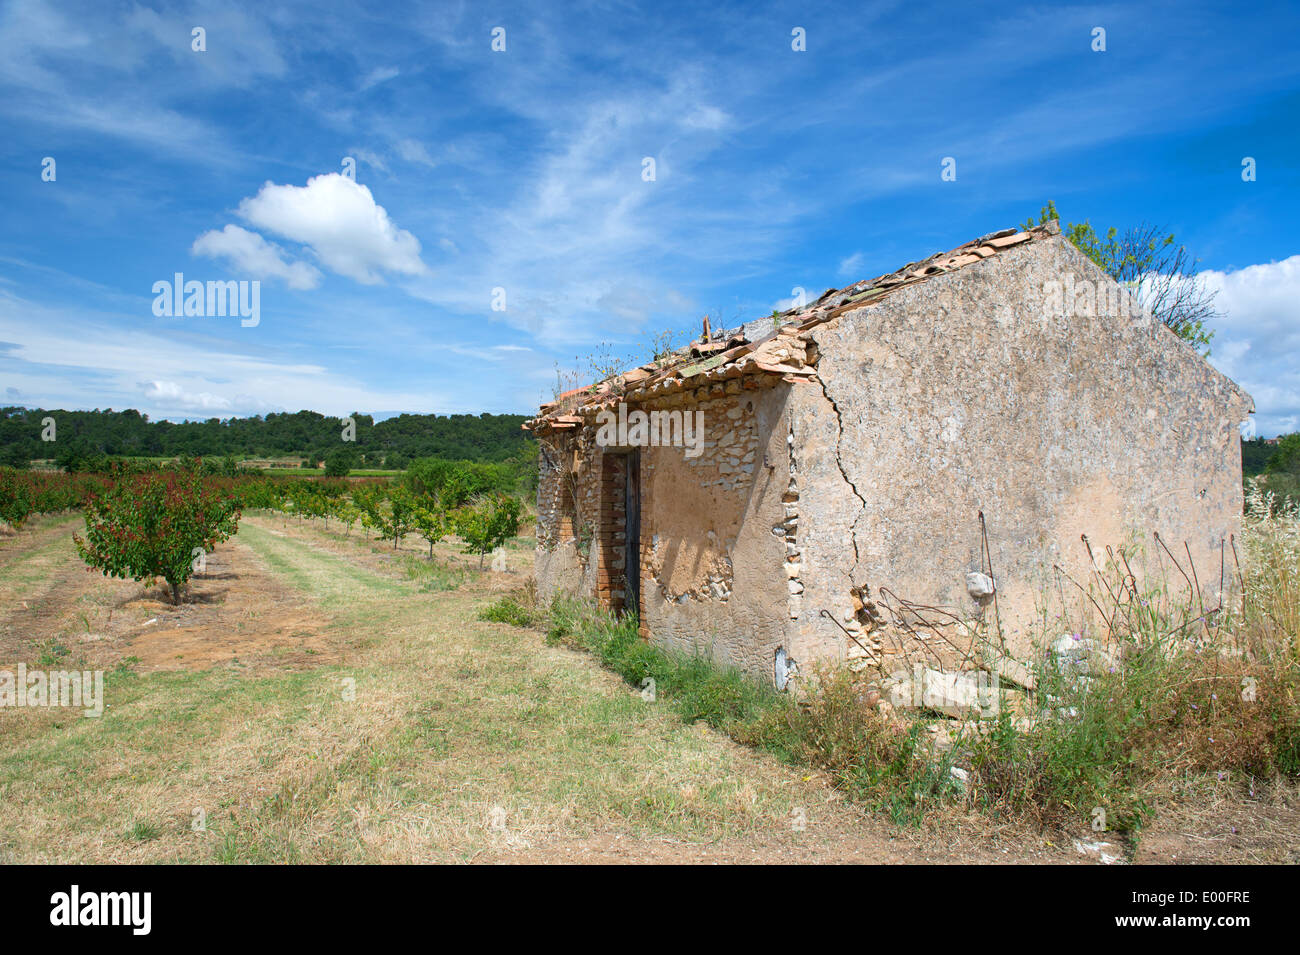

{"left": 814, "top": 365, "right": 867, "bottom": 575}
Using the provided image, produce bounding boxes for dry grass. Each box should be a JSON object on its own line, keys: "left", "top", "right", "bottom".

{"left": 0, "top": 515, "right": 861, "bottom": 863}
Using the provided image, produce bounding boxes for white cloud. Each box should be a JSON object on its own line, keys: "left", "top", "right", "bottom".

{"left": 682, "top": 104, "right": 730, "bottom": 130}
{"left": 1203, "top": 254, "right": 1300, "bottom": 437}
{"left": 0, "top": 290, "right": 447, "bottom": 418}
{"left": 395, "top": 138, "right": 437, "bottom": 166}
{"left": 838, "top": 252, "right": 866, "bottom": 277}
{"left": 191, "top": 225, "right": 322, "bottom": 289}
{"left": 138, "top": 380, "right": 233, "bottom": 412}
{"left": 236, "top": 174, "right": 427, "bottom": 284}
{"left": 350, "top": 148, "right": 390, "bottom": 176}
{"left": 360, "top": 66, "right": 399, "bottom": 90}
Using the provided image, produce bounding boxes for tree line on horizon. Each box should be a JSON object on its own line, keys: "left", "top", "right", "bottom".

{"left": 0, "top": 406, "right": 532, "bottom": 471}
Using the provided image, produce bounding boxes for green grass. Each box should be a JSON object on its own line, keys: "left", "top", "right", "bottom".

{"left": 237, "top": 521, "right": 406, "bottom": 598}
{"left": 546, "top": 596, "right": 783, "bottom": 730}
{"left": 538, "top": 596, "right": 967, "bottom": 826}
{"left": 0, "top": 515, "right": 825, "bottom": 862}
{"left": 399, "top": 552, "right": 474, "bottom": 592}
{"left": 479, "top": 593, "right": 539, "bottom": 627}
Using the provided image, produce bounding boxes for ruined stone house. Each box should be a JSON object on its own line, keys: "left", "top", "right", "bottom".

{"left": 525, "top": 221, "right": 1253, "bottom": 686}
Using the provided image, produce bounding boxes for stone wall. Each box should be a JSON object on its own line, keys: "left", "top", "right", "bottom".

{"left": 790, "top": 234, "right": 1252, "bottom": 659}
{"left": 636, "top": 379, "right": 792, "bottom": 676}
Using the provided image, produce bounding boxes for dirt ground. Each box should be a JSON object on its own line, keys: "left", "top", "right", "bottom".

{"left": 1, "top": 512, "right": 1295, "bottom": 865}
{"left": 0, "top": 517, "right": 333, "bottom": 673}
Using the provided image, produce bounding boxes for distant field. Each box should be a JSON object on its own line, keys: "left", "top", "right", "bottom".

{"left": 262, "top": 467, "right": 405, "bottom": 477}
{"left": 29, "top": 458, "right": 406, "bottom": 477}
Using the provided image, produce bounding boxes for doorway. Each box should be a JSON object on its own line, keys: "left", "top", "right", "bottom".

{"left": 623, "top": 449, "right": 641, "bottom": 614}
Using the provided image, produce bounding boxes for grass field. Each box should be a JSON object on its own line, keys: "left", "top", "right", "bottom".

{"left": 0, "top": 513, "right": 1294, "bottom": 863}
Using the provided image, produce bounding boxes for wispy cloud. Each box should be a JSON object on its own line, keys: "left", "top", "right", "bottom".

{"left": 0, "top": 0, "right": 1296, "bottom": 425}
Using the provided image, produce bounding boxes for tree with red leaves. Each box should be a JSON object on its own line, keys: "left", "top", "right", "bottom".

{"left": 75, "top": 465, "right": 241, "bottom": 605}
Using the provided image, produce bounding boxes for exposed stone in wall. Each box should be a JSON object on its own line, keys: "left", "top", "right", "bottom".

{"left": 637, "top": 380, "right": 792, "bottom": 675}
{"left": 783, "top": 423, "right": 803, "bottom": 620}
{"left": 535, "top": 436, "right": 573, "bottom": 552}
{"left": 641, "top": 382, "right": 761, "bottom": 602}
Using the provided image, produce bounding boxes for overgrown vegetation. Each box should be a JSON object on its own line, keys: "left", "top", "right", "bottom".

{"left": 488, "top": 491, "right": 1300, "bottom": 835}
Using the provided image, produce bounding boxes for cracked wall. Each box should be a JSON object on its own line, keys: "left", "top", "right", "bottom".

{"left": 791, "top": 235, "right": 1252, "bottom": 659}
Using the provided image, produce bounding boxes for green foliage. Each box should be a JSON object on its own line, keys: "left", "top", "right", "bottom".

{"left": 1252, "top": 434, "right": 1300, "bottom": 508}
{"left": 1024, "top": 202, "right": 1216, "bottom": 352}
{"left": 1264, "top": 434, "right": 1300, "bottom": 475}
{"left": 0, "top": 467, "right": 33, "bottom": 529}
{"left": 1242, "top": 437, "right": 1278, "bottom": 477}
{"left": 479, "top": 594, "right": 538, "bottom": 627}
{"left": 452, "top": 493, "right": 521, "bottom": 566}
{"left": 405, "top": 450, "right": 537, "bottom": 504}
{"left": 394, "top": 485, "right": 449, "bottom": 557}
{"left": 323, "top": 447, "right": 356, "bottom": 477}
{"left": 74, "top": 465, "right": 241, "bottom": 604}
{"left": 0, "top": 406, "right": 533, "bottom": 473}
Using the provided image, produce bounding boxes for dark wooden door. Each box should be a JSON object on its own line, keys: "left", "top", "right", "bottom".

{"left": 624, "top": 450, "right": 640, "bottom": 614}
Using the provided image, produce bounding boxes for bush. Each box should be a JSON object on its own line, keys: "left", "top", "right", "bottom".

{"left": 0, "top": 467, "right": 33, "bottom": 529}
{"left": 479, "top": 594, "right": 538, "bottom": 627}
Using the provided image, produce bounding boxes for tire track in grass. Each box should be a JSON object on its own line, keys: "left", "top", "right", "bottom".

{"left": 237, "top": 519, "right": 410, "bottom": 603}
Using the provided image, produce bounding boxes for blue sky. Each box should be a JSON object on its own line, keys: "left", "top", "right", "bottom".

{"left": 2, "top": 0, "right": 1298, "bottom": 433}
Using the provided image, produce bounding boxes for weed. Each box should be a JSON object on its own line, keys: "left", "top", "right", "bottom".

{"left": 126, "top": 820, "right": 162, "bottom": 843}
{"left": 399, "top": 553, "right": 472, "bottom": 592}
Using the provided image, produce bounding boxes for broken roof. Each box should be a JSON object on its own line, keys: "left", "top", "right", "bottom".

{"left": 526, "top": 221, "right": 1060, "bottom": 432}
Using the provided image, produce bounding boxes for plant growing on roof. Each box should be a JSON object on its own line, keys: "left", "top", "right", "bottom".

{"left": 645, "top": 326, "right": 688, "bottom": 368}
{"left": 582, "top": 342, "right": 629, "bottom": 391}
{"left": 1024, "top": 201, "right": 1218, "bottom": 353}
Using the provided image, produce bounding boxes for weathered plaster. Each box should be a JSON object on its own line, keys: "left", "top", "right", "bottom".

{"left": 639, "top": 384, "right": 792, "bottom": 675}
{"left": 795, "top": 234, "right": 1252, "bottom": 657}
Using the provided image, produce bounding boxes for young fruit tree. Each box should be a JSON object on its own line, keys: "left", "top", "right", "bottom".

{"left": 453, "top": 493, "right": 521, "bottom": 568}
{"left": 402, "top": 488, "right": 449, "bottom": 558}
{"left": 75, "top": 467, "right": 242, "bottom": 605}
{"left": 0, "top": 468, "right": 33, "bottom": 531}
